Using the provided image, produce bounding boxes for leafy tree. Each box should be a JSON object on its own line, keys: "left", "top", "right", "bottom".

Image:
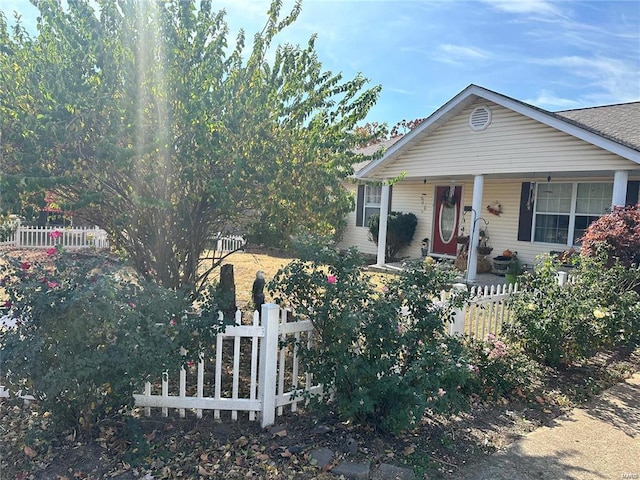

{"left": 580, "top": 204, "right": 640, "bottom": 268}
{"left": 368, "top": 210, "right": 418, "bottom": 261}
{"left": 0, "top": 0, "right": 380, "bottom": 293}
{"left": 353, "top": 117, "right": 426, "bottom": 147}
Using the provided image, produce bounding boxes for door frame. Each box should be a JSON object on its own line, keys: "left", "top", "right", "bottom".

{"left": 431, "top": 185, "right": 463, "bottom": 256}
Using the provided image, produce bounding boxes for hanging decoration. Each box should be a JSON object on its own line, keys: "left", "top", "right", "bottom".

{"left": 527, "top": 182, "right": 536, "bottom": 210}
{"left": 486, "top": 201, "right": 503, "bottom": 216}
{"left": 442, "top": 187, "right": 457, "bottom": 208}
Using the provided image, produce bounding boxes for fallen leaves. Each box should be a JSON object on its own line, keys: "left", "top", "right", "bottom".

{"left": 403, "top": 444, "right": 416, "bottom": 456}
{"left": 3, "top": 348, "right": 639, "bottom": 480}
{"left": 23, "top": 445, "right": 37, "bottom": 458}
{"left": 197, "top": 464, "right": 216, "bottom": 476}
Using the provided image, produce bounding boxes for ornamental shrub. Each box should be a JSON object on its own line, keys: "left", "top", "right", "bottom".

{"left": 463, "top": 334, "right": 543, "bottom": 400}
{"left": 269, "top": 236, "right": 476, "bottom": 433}
{"left": 504, "top": 253, "right": 640, "bottom": 367}
{"left": 580, "top": 204, "right": 640, "bottom": 267}
{"left": 368, "top": 211, "right": 418, "bottom": 261}
{"left": 0, "top": 251, "right": 223, "bottom": 438}
{"left": 0, "top": 214, "right": 19, "bottom": 242}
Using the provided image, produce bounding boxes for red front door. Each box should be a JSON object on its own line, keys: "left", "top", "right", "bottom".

{"left": 432, "top": 186, "right": 462, "bottom": 256}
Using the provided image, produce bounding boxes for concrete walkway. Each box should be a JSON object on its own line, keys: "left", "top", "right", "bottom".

{"left": 455, "top": 373, "right": 640, "bottom": 480}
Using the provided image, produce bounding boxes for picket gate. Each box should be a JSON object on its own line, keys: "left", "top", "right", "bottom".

{"left": 133, "top": 304, "right": 320, "bottom": 427}
{"left": 448, "top": 282, "right": 520, "bottom": 339}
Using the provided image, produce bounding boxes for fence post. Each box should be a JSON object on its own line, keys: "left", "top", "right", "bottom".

{"left": 557, "top": 271, "right": 568, "bottom": 287}
{"left": 258, "top": 303, "right": 279, "bottom": 428}
{"left": 448, "top": 283, "right": 468, "bottom": 336}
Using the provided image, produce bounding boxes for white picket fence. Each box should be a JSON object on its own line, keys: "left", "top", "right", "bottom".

{"left": 133, "top": 304, "right": 321, "bottom": 427}
{"left": 0, "top": 225, "right": 109, "bottom": 249}
{"left": 213, "top": 234, "right": 246, "bottom": 254}
{"left": 448, "top": 282, "right": 520, "bottom": 339}
{"left": 135, "top": 286, "right": 525, "bottom": 424}
{"left": 1, "top": 227, "right": 247, "bottom": 256}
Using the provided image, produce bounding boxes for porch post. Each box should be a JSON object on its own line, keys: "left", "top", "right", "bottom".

{"left": 466, "top": 175, "right": 484, "bottom": 283}
{"left": 376, "top": 183, "right": 390, "bottom": 267}
{"left": 612, "top": 170, "right": 628, "bottom": 208}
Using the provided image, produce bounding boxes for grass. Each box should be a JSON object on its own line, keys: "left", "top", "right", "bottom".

{"left": 211, "top": 249, "right": 391, "bottom": 314}
{"left": 212, "top": 249, "right": 295, "bottom": 312}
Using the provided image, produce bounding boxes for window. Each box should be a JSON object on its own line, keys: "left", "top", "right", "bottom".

{"left": 363, "top": 185, "right": 382, "bottom": 226}
{"left": 356, "top": 184, "right": 391, "bottom": 227}
{"left": 533, "top": 182, "right": 612, "bottom": 245}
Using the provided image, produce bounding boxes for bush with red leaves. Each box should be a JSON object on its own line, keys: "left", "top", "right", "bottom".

{"left": 580, "top": 204, "right": 640, "bottom": 267}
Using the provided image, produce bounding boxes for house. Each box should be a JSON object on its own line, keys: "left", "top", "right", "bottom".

{"left": 339, "top": 85, "right": 640, "bottom": 283}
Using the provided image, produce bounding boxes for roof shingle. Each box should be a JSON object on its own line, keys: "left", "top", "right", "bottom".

{"left": 555, "top": 102, "right": 640, "bottom": 152}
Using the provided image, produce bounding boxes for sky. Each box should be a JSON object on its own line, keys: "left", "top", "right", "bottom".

{"left": 1, "top": 0, "right": 639, "bottom": 127}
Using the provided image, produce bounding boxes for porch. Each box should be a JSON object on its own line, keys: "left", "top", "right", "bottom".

{"left": 368, "top": 259, "right": 515, "bottom": 288}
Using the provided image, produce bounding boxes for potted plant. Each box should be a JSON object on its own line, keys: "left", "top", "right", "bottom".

{"left": 477, "top": 229, "right": 493, "bottom": 255}
{"left": 505, "top": 255, "right": 523, "bottom": 284}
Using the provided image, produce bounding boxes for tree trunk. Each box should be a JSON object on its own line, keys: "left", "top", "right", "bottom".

{"left": 217, "top": 264, "right": 236, "bottom": 320}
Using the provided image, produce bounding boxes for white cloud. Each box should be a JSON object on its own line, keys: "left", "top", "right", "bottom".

{"left": 429, "top": 44, "right": 494, "bottom": 64}
{"left": 525, "top": 90, "right": 582, "bottom": 109}
{"left": 480, "top": 0, "right": 562, "bottom": 17}
{"left": 533, "top": 55, "right": 640, "bottom": 103}
{"left": 388, "top": 87, "right": 415, "bottom": 95}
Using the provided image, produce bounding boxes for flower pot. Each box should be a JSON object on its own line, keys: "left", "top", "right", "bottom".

{"left": 505, "top": 273, "right": 518, "bottom": 285}
{"left": 492, "top": 256, "right": 510, "bottom": 276}
{"left": 477, "top": 246, "right": 493, "bottom": 256}
{"left": 456, "top": 236, "right": 469, "bottom": 244}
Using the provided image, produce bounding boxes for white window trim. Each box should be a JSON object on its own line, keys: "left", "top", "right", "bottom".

{"left": 532, "top": 181, "right": 612, "bottom": 246}
{"left": 362, "top": 185, "right": 382, "bottom": 227}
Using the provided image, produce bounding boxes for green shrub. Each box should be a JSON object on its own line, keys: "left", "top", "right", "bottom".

{"left": 269, "top": 236, "right": 476, "bottom": 433}
{"left": 368, "top": 211, "right": 418, "bottom": 261}
{"left": 0, "top": 251, "right": 221, "bottom": 438}
{"left": 464, "top": 334, "right": 543, "bottom": 399}
{"left": 504, "top": 254, "right": 640, "bottom": 367}
{"left": 0, "top": 214, "right": 19, "bottom": 242}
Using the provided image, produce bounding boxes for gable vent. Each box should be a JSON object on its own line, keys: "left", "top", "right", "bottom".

{"left": 469, "top": 105, "right": 492, "bottom": 131}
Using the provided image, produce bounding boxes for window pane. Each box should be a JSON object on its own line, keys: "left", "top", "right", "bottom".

{"left": 576, "top": 183, "right": 612, "bottom": 215}
{"left": 364, "top": 207, "right": 380, "bottom": 226}
{"left": 534, "top": 214, "right": 569, "bottom": 244}
{"left": 573, "top": 215, "right": 599, "bottom": 245}
{"left": 365, "top": 186, "right": 382, "bottom": 206}
{"left": 536, "top": 183, "right": 572, "bottom": 213}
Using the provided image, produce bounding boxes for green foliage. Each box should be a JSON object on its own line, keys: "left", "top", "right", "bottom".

{"left": 0, "top": 214, "right": 19, "bottom": 242}
{"left": 505, "top": 254, "right": 640, "bottom": 367}
{"left": 368, "top": 211, "right": 418, "bottom": 261}
{"left": 269, "top": 236, "right": 477, "bottom": 433}
{"left": 463, "top": 334, "right": 543, "bottom": 399}
{"left": 0, "top": 0, "right": 380, "bottom": 292}
{"left": 580, "top": 205, "right": 640, "bottom": 268}
{"left": 507, "top": 255, "right": 524, "bottom": 275}
{"left": 0, "top": 250, "right": 224, "bottom": 438}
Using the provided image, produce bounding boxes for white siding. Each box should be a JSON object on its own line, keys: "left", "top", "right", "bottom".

{"left": 338, "top": 183, "right": 378, "bottom": 255}
{"left": 373, "top": 101, "right": 637, "bottom": 180}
